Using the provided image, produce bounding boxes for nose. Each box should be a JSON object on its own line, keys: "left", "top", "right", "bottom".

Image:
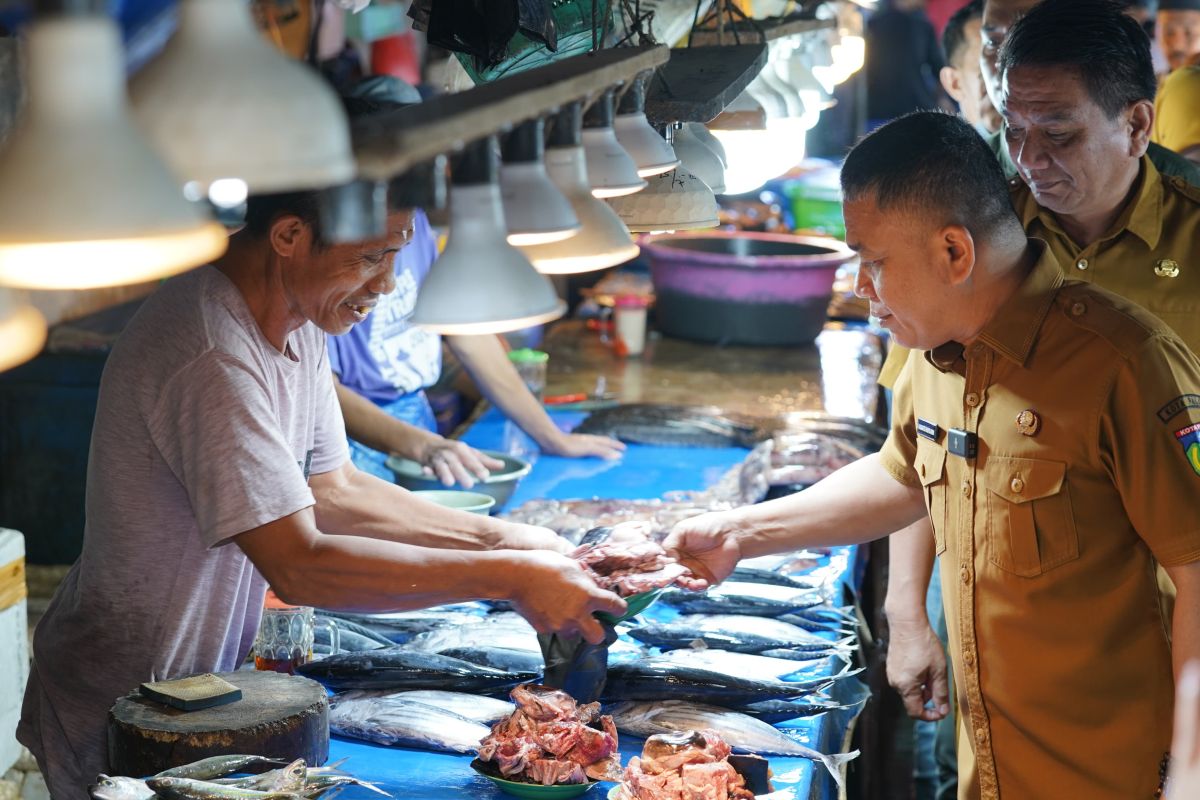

{"left": 368, "top": 263, "right": 396, "bottom": 296}
{"left": 1012, "top": 131, "right": 1049, "bottom": 174}
{"left": 853, "top": 265, "right": 877, "bottom": 301}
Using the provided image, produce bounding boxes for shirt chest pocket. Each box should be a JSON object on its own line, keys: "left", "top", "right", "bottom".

{"left": 984, "top": 456, "right": 1079, "bottom": 577}
{"left": 916, "top": 440, "right": 948, "bottom": 556}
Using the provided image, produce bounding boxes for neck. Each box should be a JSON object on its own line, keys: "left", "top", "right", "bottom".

{"left": 214, "top": 235, "right": 303, "bottom": 353}
{"left": 1055, "top": 159, "right": 1142, "bottom": 247}
{"left": 957, "top": 230, "right": 1038, "bottom": 345}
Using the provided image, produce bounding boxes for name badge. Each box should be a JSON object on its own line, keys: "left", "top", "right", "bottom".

{"left": 917, "top": 418, "right": 940, "bottom": 441}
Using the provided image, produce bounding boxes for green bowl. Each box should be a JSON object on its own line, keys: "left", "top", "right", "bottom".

{"left": 411, "top": 490, "right": 496, "bottom": 515}
{"left": 386, "top": 449, "right": 532, "bottom": 510}
{"left": 596, "top": 588, "right": 664, "bottom": 625}
{"left": 471, "top": 759, "right": 598, "bottom": 798}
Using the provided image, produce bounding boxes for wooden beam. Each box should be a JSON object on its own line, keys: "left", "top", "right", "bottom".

{"left": 352, "top": 45, "right": 670, "bottom": 180}
{"left": 644, "top": 43, "right": 767, "bottom": 125}
{"left": 689, "top": 14, "right": 836, "bottom": 46}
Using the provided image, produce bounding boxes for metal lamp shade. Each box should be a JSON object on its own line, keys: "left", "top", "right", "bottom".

{"left": 412, "top": 184, "right": 565, "bottom": 335}
{"left": 500, "top": 162, "right": 582, "bottom": 246}
{"left": 582, "top": 126, "right": 647, "bottom": 198}
{"left": 130, "top": 0, "right": 355, "bottom": 195}
{"left": 613, "top": 112, "right": 679, "bottom": 178}
{"left": 673, "top": 124, "right": 726, "bottom": 194}
{"left": 517, "top": 146, "right": 639, "bottom": 275}
{"left": 0, "top": 16, "right": 226, "bottom": 290}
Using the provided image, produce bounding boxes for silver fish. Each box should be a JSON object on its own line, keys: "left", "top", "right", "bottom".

{"left": 328, "top": 694, "right": 491, "bottom": 753}
{"left": 155, "top": 756, "right": 290, "bottom": 781}
{"left": 89, "top": 776, "right": 155, "bottom": 800}
{"left": 221, "top": 760, "right": 306, "bottom": 793}
{"left": 608, "top": 700, "right": 859, "bottom": 788}
{"left": 146, "top": 776, "right": 303, "bottom": 800}
{"left": 658, "top": 648, "right": 829, "bottom": 682}
{"left": 300, "top": 774, "right": 391, "bottom": 798}
{"left": 332, "top": 689, "right": 515, "bottom": 725}
{"left": 627, "top": 613, "right": 856, "bottom": 654}
{"left": 659, "top": 581, "right": 826, "bottom": 616}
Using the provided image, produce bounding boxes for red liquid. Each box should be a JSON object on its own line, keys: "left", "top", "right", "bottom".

{"left": 254, "top": 655, "right": 305, "bottom": 675}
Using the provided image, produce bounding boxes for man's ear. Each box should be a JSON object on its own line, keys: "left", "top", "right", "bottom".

{"left": 940, "top": 66, "right": 966, "bottom": 104}
{"left": 1127, "top": 99, "right": 1154, "bottom": 159}
{"left": 939, "top": 224, "right": 976, "bottom": 287}
{"left": 269, "top": 215, "right": 309, "bottom": 259}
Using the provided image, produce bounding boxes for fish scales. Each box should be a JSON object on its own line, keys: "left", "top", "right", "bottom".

{"left": 328, "top": 695, "right": 490, "bottom": 753}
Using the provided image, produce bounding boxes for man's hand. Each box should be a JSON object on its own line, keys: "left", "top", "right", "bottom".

{"left": 506, "top": 551, "right": 628, "bottom": 644}
{"left": 495, "top": 522, "right": 573, "bottom": 554}
{"left": 886, "top": 616, "right": 951, "bottom": 721}
{"left": 1168, "top": 661, "right": 1200, "bottom": 799}
{"left": 663, "top": 511, "right": 743, "bottom": 586}
{"left": 413, "top": 438, "right": 504, "bottom": 488}
{"left": 541, "top": 432, "right": 627, "bottom": 460}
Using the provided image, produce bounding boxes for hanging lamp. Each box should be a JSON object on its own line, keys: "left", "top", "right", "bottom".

{"left": 517, "top": 104, "right": 640, "bottom": 275}
{"left": 130, "top": 0, "right": 355, "bottom": 198}
{"left": 0, "top": 11, "right": 226, "bottom": 290}
{"left": 500, "top": 119, "right": 582, "bottom": 247}
{"left": 582, "top": 89, "right": 647, "bottom": 198}
{"left": 0, "top": 290, "right": 47, "bottom": 373}
{"left": 672, "top": 123, "right": 726, "bottom": 194}
{"left": 412, "top": 136, "right": 565, "bottom": 335}
{"left": 613, "top": 73, "right": 679, "bottom": 178}
{"left": 606, "top": 165, "right": 719, "bottom": 233}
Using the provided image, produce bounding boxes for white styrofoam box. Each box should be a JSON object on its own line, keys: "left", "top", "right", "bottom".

{"left": 0, "top": 529, "right": 28, "bottom": 775}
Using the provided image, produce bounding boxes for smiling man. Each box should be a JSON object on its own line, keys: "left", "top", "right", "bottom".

{"left": 18, "top": 190, "right": 627, "bottom": 799}
{"left": 666, "top": 110, "right": 1200, "bottom": 799}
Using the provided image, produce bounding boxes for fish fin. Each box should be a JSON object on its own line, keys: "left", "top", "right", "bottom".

{"left": 818, "top": 750, "right": 860, "bottom": 789}
{"left": 687, "top": 639, "right": 709, "bottom": 651}
{"left": 324, "top": 758, "right": 350, "bottom": 771}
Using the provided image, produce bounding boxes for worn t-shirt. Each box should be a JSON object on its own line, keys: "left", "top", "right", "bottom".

{"left": 327, "top": 209, "right": 442, "bottom": 402}
{"left": 18, "top": 266, "right": 348, "bottom": 797}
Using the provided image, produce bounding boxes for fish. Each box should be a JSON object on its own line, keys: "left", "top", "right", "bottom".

{"left": 600, "top": 661, "right": 812, "bottom": 706}
{"left": 607, "top": 700, "right": 858, "bottom": 788}
{"left": 626, "top": 614, "right": 856, "bottom": 654}
{"left": 216, "top": 761, "right": 306, "bottom": 794}
{"left": 327, "top": 694, "right": 491, "bottom": 753}
{"left": 90, "top": 776, "right": 155, "bottom": 800}
{"left": 573, "top": 404, "right": 766, "bottom": 448}
{"left": 728, "top": 566, "right": 821, "bottom": 589}
{"left": 779, "top": 605, "right": 858, "bottom": 634}
{"left": 155, "top": 756, "right": 291, "bottom": 781}
{"left": 658, "top": 581, "right": 827, "bottom": 616}
{"left": 299, "top": 773, "right": 391, "bottom": 797}
{"left": 315, "top": 625, "right": 389, "bottom": 654}
{"left": 332, "top": 689, "right": 516, "bottom": 725}
{"left": 296, "top": 647, "right": 534, "bottom": 691}
{"left": 439, "top": 646, "right": 546, "bottom": 675}
{"left": 145, "top": 776, "right": 303, "bottom": 800}
{"left": 315, "top": 609, "right": 484, "bottom": 643}
{"left": 657, "top": 648, "right": 832, "bottom": 682}
{"left": 738, "top": 694, "right": 849, "bottom": 723}
{"left": 314, "top": 616, "right": 395, "bottom": 648}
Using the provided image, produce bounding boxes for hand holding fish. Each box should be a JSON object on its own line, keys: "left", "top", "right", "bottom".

{"left": 663, "top": 511, "right": 744, "bottom": 586}
{"left": 885, "top": 617, "right": 950, "bottom": 722}
{"left": 1167, "top": 660, "right": 1200, "bottom": 799}
{"left": 506, "top": 551, "right": 628, "bottom": 644}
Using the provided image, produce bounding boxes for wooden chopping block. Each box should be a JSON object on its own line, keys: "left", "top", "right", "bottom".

{"left": 107, "top": 670, "right": 328, "bottom": 777}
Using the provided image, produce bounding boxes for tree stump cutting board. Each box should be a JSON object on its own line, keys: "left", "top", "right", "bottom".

{"left": 108, "top": 671, "right": 328, "bottom": 777}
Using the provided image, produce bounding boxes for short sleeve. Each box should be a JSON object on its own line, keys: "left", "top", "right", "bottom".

{"left": 1154, "top": 67, "right": 1200, "bottom": 154}
{"left": 879, "top": 354, "right": 921, "bottom": 488}
{"left": 148, "top": 353, "right": 316, "bottom": 548}
{"left": 1101, "top": 333, "right": 1200, "bottom": 567}
{"left": 309, "top": 341, "right": 350, "bottom": 476}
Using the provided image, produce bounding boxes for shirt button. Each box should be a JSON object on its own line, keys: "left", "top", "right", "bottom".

{"left": 964, "top": 652, "right": 975, "bottom": 667}
{"left": 1076, "top": 258, "right": 1089, "bottom": 270}
{"left": 965, "top": 392, "right": 980, "bottom": 407}
{"left": 961, "top": 567, "right": 971, "bottom": 584}
{"left": 962, "top": 481, "right": 973, "bottom": 498}
{"left": 975, "top": 726, "right": 987, "bottom": 741}
{"left": 1070, "top": 301, "right": 1087, "bottom": 316}
{"left": 1010, "top": 477, "right": 1025, "bottom": 493}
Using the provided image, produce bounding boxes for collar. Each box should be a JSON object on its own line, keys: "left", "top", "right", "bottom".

{"left": 924, "top": 241, "right": 1063, "bottom": 373}
{"left": 1015, "top": 155, "right": 1163, "bottom": 250}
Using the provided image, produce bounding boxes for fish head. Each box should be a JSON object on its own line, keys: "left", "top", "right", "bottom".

{"left": 271, "top": 759, "right": 308, "bottom": 792}
{"left": 90, "top": 775, "right": 153, "bottom": 800}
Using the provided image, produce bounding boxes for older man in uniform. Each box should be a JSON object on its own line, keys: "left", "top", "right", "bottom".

{"left": 666, "top": 110, "right": 1200, "bottom": 798}
{"left": 882, "top": 0, "right": 1200, "bottom": 741}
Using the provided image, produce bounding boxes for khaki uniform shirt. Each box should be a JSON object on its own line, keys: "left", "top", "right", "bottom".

{"left": 879, "top": 245, "right": 1200, "bottom": 799}
{"left": 1154, "top": 66, "right": 1200, "bottom": 157}
{"left": 878, "top": 155, "right": 1200, "bottom": 389}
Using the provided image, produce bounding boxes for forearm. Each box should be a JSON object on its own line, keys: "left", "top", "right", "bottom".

{"left": 446, "top": 334, "right": 564, "bottom": 448}
{"left": 333, "top": 377, "right": 439, "bottom": 460}
{"left": 730, "top": 453, "right": 926, "bottom": 558}
{"left": 884, "top": 518, "right": 938, "bottom": 625}
{"left": 1173, "top": 579, "right": 1200, "bottom": 680}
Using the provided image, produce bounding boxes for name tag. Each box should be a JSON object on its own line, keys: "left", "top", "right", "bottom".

{"left": 917, "top": 418, "right": 941, "bottom": 442}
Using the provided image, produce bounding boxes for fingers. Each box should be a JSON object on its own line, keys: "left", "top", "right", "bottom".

{"left": 930, "top": 657, "right": 951, "bottom": 720}
{"left": 896, "top": 683, "right": 931, "bottom": 720}
{"left": 455, "top": 445, "right": 499, "bottom": 480}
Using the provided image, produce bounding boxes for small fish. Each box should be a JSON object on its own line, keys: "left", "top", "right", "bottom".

{"left": 300, "top": 773, "right": 391, "bottom": 797}
{"left": 607, "top": 700, "right": 858, "bottom": 788}
{"left": 627, "top": 614, "right": 854, "bottom": 655}
{"left": 332, "top": 689, "right": 515, "bottom": 725}
{"left": 90, "top": 775, "right": 155, "bottom": 800}
{"left": 439, "top": 646, "right": 546, "bottom": 675}
{"left": 601, "top": 661, "right": 810, "bottom": 706}
{"left": 297, "top": 647, "right": 534, "bottom": 691}
{"left": 328, "top": 694, "right": 491, "bottom": 753}
{"left": 738, "top": 694, "right": 848, "bottom": 723}
{"left": 728, "top": 566, "right": 821, "bottom": 589}
{"left": 155, "top": 756, "right": 290, "bottom": 781}
{"left": 146, "top": 776, "right": 302, "bottom": 800}
{"left": 223, "top": 760, "right": 306, "bottom": 793}
{"left": 659, "top": 581, "right": 826, "bottom": 616}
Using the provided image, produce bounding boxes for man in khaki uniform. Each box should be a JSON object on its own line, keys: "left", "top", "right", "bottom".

{"left": 883, "top": 0, "right": 1200, "bottom": 736}
{"left": 664, "top": 110, "right": 1200, "bottom": 798}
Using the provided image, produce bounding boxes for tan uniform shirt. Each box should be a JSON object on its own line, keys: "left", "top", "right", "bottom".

{"left": 878, "top": 156, "right": 1200, "bottom": 389}
{"left": 879, "top": 245, "right": 1200, "bottom": 799}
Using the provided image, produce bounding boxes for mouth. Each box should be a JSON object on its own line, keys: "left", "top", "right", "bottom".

{"left": 1025, "top": 176, "right": 1065, "bottom": 194}
{"left": 872, "top": 308, "right": 893, "bottom": 326}
{"left": 342, "top": 300, "right": 376, "bottom": 321}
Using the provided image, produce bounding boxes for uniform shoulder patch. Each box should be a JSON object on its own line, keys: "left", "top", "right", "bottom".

{"left": 1159, "top": 395, "right": 1200, "bottom": 424}
{"left": 1174, "top": 422, "right": 1200, "bottom": 477}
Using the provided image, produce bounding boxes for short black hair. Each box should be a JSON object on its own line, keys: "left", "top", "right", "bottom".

{"left": 942, "top": 0, "right": 984, "bottom": 68}
{"left": 999, "top": 0, "right": 1156, "bottom": 119}
{"left": 841, "top": 111, "right": 1016, "bottom": 237}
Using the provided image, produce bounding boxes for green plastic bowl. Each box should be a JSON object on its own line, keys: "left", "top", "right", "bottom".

{"left": 596, "top": 588, "right": 664, "bottom": 625}
{"left": 411, "top": 490, "right": 496, "bottom": 515}
{"left": 471, "top": 759, "right": 599, "bottom": 798}
{"left": 386, "top": 449, "right": 532, "bottom": 510}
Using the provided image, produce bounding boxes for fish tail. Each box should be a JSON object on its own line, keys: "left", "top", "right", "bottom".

{"left": 818, "top": 750, "right": 860, "bottom": 788}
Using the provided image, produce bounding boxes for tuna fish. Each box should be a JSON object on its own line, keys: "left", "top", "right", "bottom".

{"left": 626, "top": 614, "right": 855, "bottom": 655}
{"left": 327, "top": 693, "right": 491, "bottom": 753}
{"left": 658, "top": 582, "right": 826, "bottom": 616}
{"left": 296, "top": 647, "right": 534, "bottom": 691}
{"left": 600, "top": 661, "right": 813, "bottom": 706}
{"left": 332, "top": 689, "right": 515, "bottom": 725}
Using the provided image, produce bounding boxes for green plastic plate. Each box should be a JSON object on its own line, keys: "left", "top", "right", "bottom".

{"left": 471, "top": 760, "right": 599, "bottom": 798}
{"left": 596, "top": 588, "right": 664, "bottom": 625}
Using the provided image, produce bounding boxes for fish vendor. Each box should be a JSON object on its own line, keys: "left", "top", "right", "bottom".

{"left": 666, "top": 110, "right": 1200, "bottom": 799}
{"left": 17, "top": 191, "right": 627, "bottom": 799}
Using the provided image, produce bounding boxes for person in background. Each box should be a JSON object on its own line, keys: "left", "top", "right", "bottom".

{"left": 865, "top": 0, "right": 947, "bottom": 128}
{"left": 17, "top": 192, "right": 629, "bottom": 799}
{"left": 978, "top": 0, "right": 1200, "bottom": 184}
{"left": 1154, "top": 52, "right": 1200, "bottom": 164}
{"left": 667, "top": 110, "right": 1200, "bottom": 800}
{"left": 330, "top": 83, "right": 624, "bottom": 488}
{"left": 1125, "top": 0, "right": 1172, "bottom": 75}
{"left": 1158, "top": 0, "right": 1200, "bottom": 72}
{"left": 938, "top": 0, "right": 1001, "bottom": 134}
